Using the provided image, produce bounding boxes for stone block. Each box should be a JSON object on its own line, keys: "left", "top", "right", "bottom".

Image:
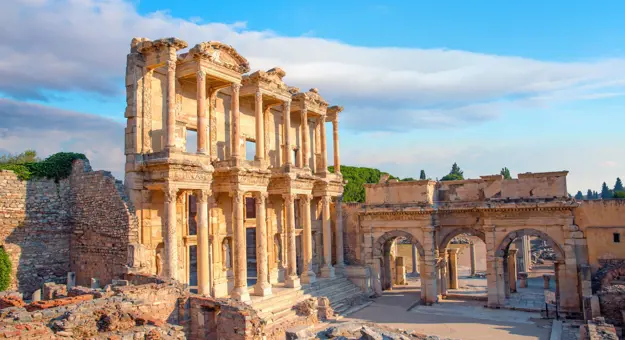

{"left": 91, "top": 278, "right": 100, "bottom": 289}
{"left": 518, "top": 272, "right": 528, "bottom": 288}
{"left": 42, "top": 282, "right": 67, "bottom": 300}
{"left": 66, "top": 272, "right": 76, "bottom": 290}
{"left": 360, "top": 326, "right": 383, "bottom": 340}
{"left": 286, "top": 324, "right": 314, "bottom": 340}
{"left": 31, "top": 289, "right": 41, "bottom": 302}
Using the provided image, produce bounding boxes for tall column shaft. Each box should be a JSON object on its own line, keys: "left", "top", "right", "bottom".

{"left": 335, "top": 196, "right": 345, "bottom": 270}
{"left": 209, "top": 91, "right": 217, "bottom": 160}
{"left": 196, "top": 70, "right": 207, "bottom": 154}
{"left": 412, "top": 244, "right": 418, "bottom": 274}
{"left": 254, "top": 193, "right": 271, "bottom": 296}
{"left": 196, "top": 190, "right": 210, "bottom": 294}
{"left": 320, "top": 195, "right": 335, "bottom": 278}
{"left": 254, "top": 91, "right": 264, "bottom": 161}
{"left": 165, "top": 54, "right": 177, "bottom": 149}
{"left": 283, "top": 100, "right": 292, "bottom": 166}
{"left": 301, "top": 106, "right": 309, "bottom": 169}
{"left": 332, "top": 118, "right": 340, "bottom": 174}
{"left": 447, "top": 248, "right": 459, "bottom": 289}
{"left": 319, "top": 116, "right": 328, "bottom": 172}
{"left": 231, "top": 83, "right": 241, "bottom": 160}
{"left": 163, "top": 185, "right": 178, "bottom": 279}
{"left": 508, "top": 249, "right": 518, "bottom": 293}
{"left": 284, "top": 194, "right": 300, "bottom": 287}
{"left": 314, "top": 121, "right": 321, "bottom": 172}
{"left": 301, "top": 195, "right": 316, "bottom": 283}
{"left": 469, "top": 242, "right": 477, "bottom": 276}
{"left": 231, "top": 190, "right": 249, "bottom": 301}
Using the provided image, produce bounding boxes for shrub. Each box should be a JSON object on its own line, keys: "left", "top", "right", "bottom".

{"left": 0, "top": 152, "right": 86, "bottom": 182}
{"left": 0, "top": 247, "right": 11, "bottom": 291}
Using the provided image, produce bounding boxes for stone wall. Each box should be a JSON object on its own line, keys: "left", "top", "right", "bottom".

{"left": 0, "top": 160, "right": 140, "bottom": 297}
{"left": 597, "top": 285, "right": 625, "bottom": 327}
{"left": 69, "top": 159, "right": 139, "bottom": 287}
{"left": 189, "top": 296, "right": 263, "bottom": 340}
{"left": 342, "top": 203, "right": 362, "bottom": 265}
{"left": 0, "top": 170, "right": 72, "bottom": 297}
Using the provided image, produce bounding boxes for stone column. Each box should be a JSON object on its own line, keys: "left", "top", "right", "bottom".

{"left": 231, "top": 190, "right": 249, "bottom": 301}
{"left": 447, "top": 248, "right": 459, "bottom": 289}
{"left": 518, "top": 272, "right": 528, "bottom": 288}
{"left": 334, "top": 196, "right": 345, "bottom": 272}
{"left": 508, "top": 249, "right": 518, "bottom": 293}
{"left": 319, "top": 115, "right": 328, "bottom": 173}
{"left": 301, "top": 105, "right": 309, "bottom": 169}
{"left": 231, "top": 83, "right": 241, "bottom": 161}
{"left": 196, "top": 70, "right": 207, "bottom": 154}
{"left": 254, "top": 192, "right": 271, "bottom": 296}
{"left": 209, "top": 90, "right": 218, "bottom": 160}
{"left": 314, "top": 121, "right": 321, "bottom": 172}
{"left": 469, "top": 242, "right": 477, "bottom": 276}
{"left": 320, "top": 195, "right": 335, "bottom": 278}
{"left": 165, "top": 53, "right": 177, "bottom": 150}
{"left": 421, "top": 226, "right": 438, "bottom": 305}
{"left": 485, "top": 225, "right": 506, "bottom": 307}
{"left": 283, "top": 100, "right": 292, "bottom": 166}
{"left": 284, "top": 194, "right": 300, "bottom": 288}
{"left": 196, "top": 190, "right": 210, "bottom": 295}
{"left": 301, "top": 195, "right": 316, "bottom": 284}
{"left": 411, "top": 244, "right": 418, "bottom": 274}
{"left": 543, "top": 274, "right": 551, "bottom": 289}
{"left": 518, "top": 235, "right": 531, "bottom": 273}
{"left": 254, "top": 91, "right": 264, "bottom": 162}
{"left": 332, "top": 117, "right": 340, "bottom": 174}
{"left": 163, "top": 185, "right": 178, "bottom": 280}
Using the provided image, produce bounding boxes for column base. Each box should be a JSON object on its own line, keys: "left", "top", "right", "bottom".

{"left": 269, "top": 268, "right": 279, "bottom": 284}
{"left": 301, "top": 271, "right": 317, "bottom": 284}
{"left": 231, "top": 287, "right": 251, "bottom": 302}
{"left": 320, "top": 266, "right": 335, "bottom": 278}
{"left": 198, "top": 284, "right": 210, "bottom": 296}
{"left": 285, "top": 275, "right": 301, "bottom": 288}
{"left": 253, "top": 282, "right": 273, "bottom": 297}
{"left": 334, "top": 263, "right": 346, "bottom": 275}
{"left": 212, "top": 280, "right": 229, "bottom": 298}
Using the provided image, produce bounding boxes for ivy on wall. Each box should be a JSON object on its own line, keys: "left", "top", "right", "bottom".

{"left": 0, "top": 247, "right": 11, "bottom": 291}
{"left": 0, "top": 152, "right": 86, "bottom": 182}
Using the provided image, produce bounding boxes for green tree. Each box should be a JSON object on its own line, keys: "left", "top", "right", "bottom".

{"left": 419, "top": 170, "right": 426, "bottom": 180}
{"left": 593, "top": 191, "right": 600, "bottom": 199}
{"left": 0, "top": 247, "right": 11, "bottom": 291}
{"left": 574, "top": 191, "right": 584, "bottom": 200}
{"left": 329, "top": 165, "right": 400, "bottom": 203}
{"left": 614, "top": 177, "right": 624, "bottom": 192}
{"left": 586, "top": 189, "right": 593, "bottom": 200}
{"left": 441, "top": 162, "right": 464, "bottom": 181}
{"left": 601, "top": 182, "right": 612, "bottom": 199}
{"left": 0, "top": 150, "right": 40, "bottom": 164}
{"left": 614, "top": 191, "right": 625, "bottom": 199}
{"left": 401, "top": 177, "right": 415, "bottom": 181}
{"left": 500, "top": 167, "right": 512, "bottom": 179}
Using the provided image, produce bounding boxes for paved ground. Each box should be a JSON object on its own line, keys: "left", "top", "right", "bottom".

{"left": 343, "top": 281, "right": 553, "bottom": 340}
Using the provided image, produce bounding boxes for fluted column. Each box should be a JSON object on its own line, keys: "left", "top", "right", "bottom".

{"left": 319, "top": 115, "right": 328, "bottom": 173}
{"left": 254, "top": 192, "right": 272, "bottom": 296}
{"left": 196, "top": 70, "right": 207, "bottom": 154}
{"left": 196, "top": 190, "right": 210, "bottom": 294}
{"left": 301, "top": 105, "right": 309, "bottom": 169}
{"left": 301, "top": 195, "right": 316, "bottom": 283}
{"left": 320, "top": 195, "right": 335, "bottom": 278}
{"left": 163, "top": 185, "right": 178, "bottom": 279}
{"left": 231, "top": 190, "right": 249, "bottom": 301}
{"left": 284, "top": 194, "right": 300, "bottom": 288}
{"left": 209, "top": 90, "right": 218, "bottom": 161}
{"left": 283, "top": 100, "right": 292, "bottom": 166}
{"left": 332, "top": 117, "right": 340, "bottom": 174}
{"left": 334, "top": 196, "right": 345, "bottom": 271}
{"left": 231, "top": 83, "right": 241, "bottom": 161}
{"left": 254, "top": 91, "right": 264, "bottom": 162}
{"left": 165, "top": 54, "right": 177, "bottom": 150}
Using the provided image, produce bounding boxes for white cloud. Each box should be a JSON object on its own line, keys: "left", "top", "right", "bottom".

{"left": 0, "top": 0, "right": 624, "bottom": 131}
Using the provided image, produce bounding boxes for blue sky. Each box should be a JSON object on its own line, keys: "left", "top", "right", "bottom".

{"left": 1, "top": 0, "right": 624, "bottom": 194}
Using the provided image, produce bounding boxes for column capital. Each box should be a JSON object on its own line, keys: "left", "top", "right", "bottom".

{"left": 255, "top": 90, "right": 262, "bottom": 100}
{"left": 194, "top": 189, "right": 210, "bottom": 203}
{"left": 300, "top": 194, "right": 313, "bottom": 203}
{"left": 196, "top": 69, "right": 206, "bottom": 81}
{"left": 164, "top": 185, "right": 178, "bottom": 203}
{"left": 282, "top": 193, "right": 294, "bottom": 204}
{"left": 231, "top": 82, "right": 241, "bottom": 92}
{"left": 254, "top": 192, "right": 268, "bottom": 203}
{"left": 447, "top": 248, "right": 459, "bottom": 255}
{"left": 508, "top": 248, "right": 519, "bottom": 256}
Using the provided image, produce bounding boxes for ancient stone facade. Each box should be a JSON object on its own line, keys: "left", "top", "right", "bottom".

{"left": 0, "top": 160, "right": 139, "bottom": 297}
{"left": 123, "top": 37, "right": 345, "bottom": 302}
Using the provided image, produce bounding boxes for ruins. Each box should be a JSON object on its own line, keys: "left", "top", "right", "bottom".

{"left": 1, "top": 36, "right": 625, "bottom": 339}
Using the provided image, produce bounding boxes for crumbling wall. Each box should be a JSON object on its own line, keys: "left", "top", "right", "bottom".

{"left": 114, "top": 281, "right": 185, "bottom": 324}
{"left": 0, "top": 170, "right": 72, "bottom": 296}
{"left": 597, "top": 285, "right": 625, "bottom": 327}
{"left": 189, "top": 296, "right": 263, "bottom": 340}
{"left": 342, "top": 203, "right": 362, "bottom": 265}
{"left": 69, "top": 159, "right": 140, "bottom": 287}
{"left": 501, "top": 171, "right": 568, "bottom": 199}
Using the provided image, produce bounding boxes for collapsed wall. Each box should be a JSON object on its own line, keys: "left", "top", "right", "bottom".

{"left": 0, "top": 160, "right": 142, "bottom": 297}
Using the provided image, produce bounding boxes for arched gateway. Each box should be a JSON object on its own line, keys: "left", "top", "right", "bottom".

{"left": 357, "top": 173, "right": 589, "bottom": 315}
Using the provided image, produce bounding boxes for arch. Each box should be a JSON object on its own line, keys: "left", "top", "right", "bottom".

{"left": 439, "top": 227, "right": 486, "bottom": 250}
{"left": 495, "top": 228, "right": 565, "bottom": 260}
{"left": 373, "top": 230, "right": 425, "bottom": 258}
{"left": 591, "top": 261, "right": 625, "bottom": 293}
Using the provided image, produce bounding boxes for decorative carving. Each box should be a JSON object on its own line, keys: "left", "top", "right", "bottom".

{"left": 189, "top": 41, "right": 250, "bottom": 73}
{"left": 196, "top": 70, "right": 206, "bottom": 82}
{"left": 137, "top": 38, "right": 188, "bottom": 54}
{"left": 196, "top": 190, "right": 210, "bottom": 203}
{"left": 164, "top": 186, "right": 178, "bottom": 203}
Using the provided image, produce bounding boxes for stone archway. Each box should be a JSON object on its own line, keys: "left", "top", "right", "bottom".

{"left": 495, "top": 228, "right": 564, "bottom": 260}
{"left": 373, "top": 230, "right": 426, "bottom": 295}
{"left": 438, "top": 228, "right": 487, "bottom": 297}
{"left": 439, "top": 227, "right": 486, "bottom": 250}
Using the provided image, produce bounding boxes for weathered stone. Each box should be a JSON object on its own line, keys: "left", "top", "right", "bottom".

{"left": 360, "top": 326, "right": 383, "bottom": 340}
{"left": 285, "top": 324, "right": 314, "bottom": 340}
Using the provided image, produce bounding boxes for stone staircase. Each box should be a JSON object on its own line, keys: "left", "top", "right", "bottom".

{"left": 250, "top": 275, "right": 369, "bottom": 327}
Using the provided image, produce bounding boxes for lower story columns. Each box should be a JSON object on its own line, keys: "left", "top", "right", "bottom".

{"left": 284, "top": 194, "right": 300, "bottom": 288}
{"left": 320, "top": 195, "right": 335, "bottom": 278}
{"left": 301, "top": 195, "right": 316, "bottom": 284}
{"left": 196, "top": 190, "right": 210, "bottom": 295}
{"left": 163, "top": 185, "right": 178, "bottom": 280}
{"left": 447, "top": 248, "right": 459, "bottom": 290}
{"left": 231, "top": 190, "right": 250, "bottom": 302}
{"left": 254, "top": 192, "right": 272, "bottom": 296}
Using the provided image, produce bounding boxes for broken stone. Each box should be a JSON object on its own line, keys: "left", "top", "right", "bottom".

{"left": 286, "top": 324, "right": 314, "bottom": 339}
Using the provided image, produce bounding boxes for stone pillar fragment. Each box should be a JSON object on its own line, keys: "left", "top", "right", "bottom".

{"left": 196, "top": 70, "right": 207, "bottom": 154}
{"left": 412, "top": 244, "right": 418, "bottom": 274}
{"left": 231, "top": 190, "right": 250, "bottom": 301}
{"left": 395, "top": 257, "right": 407, "bottom": 285}
{"left": 320, "top": 195, "right": 335, "bottom": 278}
{"left": 469, "top": 242, "right": 477, "bottom": 276}
{"left": 196, "top": 190, "right": 210, "bottom": 295}
{"left": 332, "top": 117, "right": 340, "bottom": 174}
{"left": 447, "top": 248, "right": 459, "bottom": 289}
{"left": 284, "top": 194, "right": 300, "bottom": 288}
{"left": 301, "top": 195, "right": 316, "bottom": 284}
{"left": 66, "top": 272, "right": 76, "bottom": 290}
{"left": 164, "top": 185, "right": 178, "bottom": 280}
{"left": 254, "top": 193, "right": 272, "bottom": 296}
{"left": 518, "top": 272, "right": 528, "bottom": 288}
{"left": 508, "top": 249, "right": 518, "bottom": 293}
{"left": 230, "top": 83, "right": 241, "bottom": 161}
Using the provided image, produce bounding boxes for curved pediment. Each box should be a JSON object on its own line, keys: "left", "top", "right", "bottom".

{"left": 189, "top": 41, "right": 250, "bottom": 74}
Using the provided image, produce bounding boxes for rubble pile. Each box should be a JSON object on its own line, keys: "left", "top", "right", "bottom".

{"left": 531, "top": 242, "right": 557, "bottom": 264}
{"left": 294, "top": 322, "right": 460, "bottom": 340}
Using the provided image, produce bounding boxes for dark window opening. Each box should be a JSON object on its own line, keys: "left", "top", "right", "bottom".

{"left": 245, "top": 197, "right": 256, "bottom": 219}
{"left": 188, "top": 194, "right": 197, "bottom": 235}
{"left": 614, "top": 233, "right": 621, "bottom": 243}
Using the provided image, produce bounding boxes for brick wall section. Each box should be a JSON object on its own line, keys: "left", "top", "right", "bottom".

{"left": 343, "top": 203, "right": 363, "bottom": 265}
{"left": 69, "top": 159, "right": 139, "bottom": 287}
{"left": 0, "top": 170, "right": 72, "bottom": 296}
{"left": 189, "top": 296, "right": 264, "bottom": 340}
{"left": 597, "top": 285, "right": 625, "bottom": 327}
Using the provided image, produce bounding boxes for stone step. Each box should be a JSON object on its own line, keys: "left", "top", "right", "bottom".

{"left": 253, "top": 279, "right": 356, "bottom": 312}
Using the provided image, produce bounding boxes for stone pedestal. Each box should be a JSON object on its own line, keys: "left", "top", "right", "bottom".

{"left": 543, "top": 274, "right": 551, "bottom": 289}
{"left": 66, "top": 272, "right": 76, "bottom": 290}
{"left": 518, "top": 272, "right": 528, "bottom": 288}
{"left": 31, "top": 290, "right": 41, "bottom": 302}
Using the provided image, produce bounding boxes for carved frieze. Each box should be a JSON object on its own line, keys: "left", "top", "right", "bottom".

{"left": 189, "top": 41, "right": 250, "bottom": 73}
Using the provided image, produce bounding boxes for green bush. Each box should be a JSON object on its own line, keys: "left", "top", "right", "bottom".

{"left": 0, "top": 247, "right": 11, "bottom": 291}
{"left": 613, "top": 191, "right": 625, "bottom": 199}
{"left": 0, "top": 152, "right": 86, "bottom": 182}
